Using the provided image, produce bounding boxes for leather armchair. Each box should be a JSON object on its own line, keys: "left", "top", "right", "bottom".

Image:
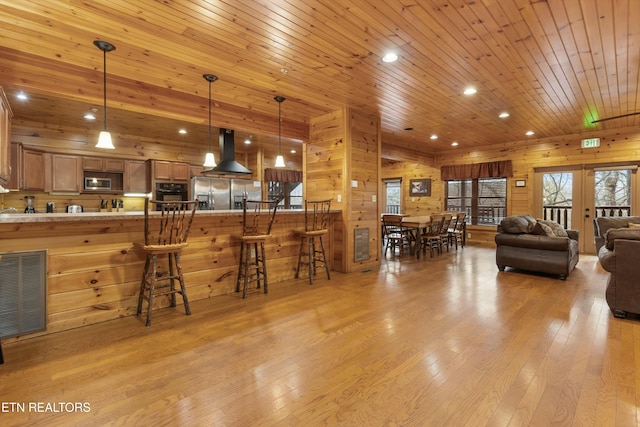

{"left": 593, "top": 216, "right": 640, "bottom": 253}
{"left": 597, "top": 227, "right": 640, "bottom": 318}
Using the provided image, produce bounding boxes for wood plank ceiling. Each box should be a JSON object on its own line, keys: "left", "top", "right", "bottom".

{"left": 0, "top": 0, "right": 639, "bottom": 159}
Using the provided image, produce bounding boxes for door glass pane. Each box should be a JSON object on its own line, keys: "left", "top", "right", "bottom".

{"left": 594, "top": 169, "right": 632, "bottom": 217}
{"left": 385, "top": 181, "right": 401, "bottom": 213}
{"left": 542, "top": 173, "right": 573, "bottom": 228}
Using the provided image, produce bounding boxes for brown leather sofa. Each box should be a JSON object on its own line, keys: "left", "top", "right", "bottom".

{"left": 495, "top": 215, "right": 579, "bottom": 280}
{"left": 594, "top": 216, "right": 640, "bottom": 318}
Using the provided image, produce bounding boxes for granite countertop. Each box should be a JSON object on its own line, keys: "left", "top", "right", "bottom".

{"left": 0, "top": 209, "right": 309, "bottom": 223}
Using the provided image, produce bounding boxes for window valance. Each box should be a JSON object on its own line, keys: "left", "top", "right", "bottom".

{"left": 264, "top": 168, "right": 302, "bottom": 183}
{"left": 440, "top": 160, "right": 513, "bottom": 180}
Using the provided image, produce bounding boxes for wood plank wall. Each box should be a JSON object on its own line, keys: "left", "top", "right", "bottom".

{"left": 308, "top": 108, "right": 381, "bottom": 273}
{"left": 346, "top": 108, "right": 381, "bottom": 271}
{"left": 307, "top": 109, "right": 347, "bottom": 271}
{"left": 380, "top": 159, "right": 443, "bottom": 215}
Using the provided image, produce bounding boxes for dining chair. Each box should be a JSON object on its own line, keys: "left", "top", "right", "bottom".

{"left": 382, "top": 214, "right": 411, "bottom": 256}
{"left": 449, "top": 212, "right": 467, "bottom": 249}
{"left": 419, "top": 214, "right": 444, "bottom": 258}
{"left": 439, "top": 214, "right": 453, "bottom": 253}
{"left": 135, "top": 198, "right": 198, "bottom": 326}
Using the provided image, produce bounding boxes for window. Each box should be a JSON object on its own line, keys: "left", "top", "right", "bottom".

{"left": 383, "top": 178, "right": 401, "bottom": 213}
{"left": 595, "top": 168, "right": 632, "bottom": 217}
{"left": 446, "top": 178, "right": 507, "bottom": 225}
{"left": 268, "top": 181, "right": 302, "bottom": 209}
{"left": 542, "top": 172, "right": 573, "bottom": 229}
{"left": 265, "top": 168, "right": 303, "bottom": 209}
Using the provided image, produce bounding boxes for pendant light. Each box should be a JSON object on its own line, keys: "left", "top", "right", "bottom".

{"left": 274, "top": 95, "right": 286, "bottom": 168}
{"left": 93, "top": 40, "right": 116, "bottom": 149}
{"left": 202, "top": 73, "right": 219, "bottom": 167}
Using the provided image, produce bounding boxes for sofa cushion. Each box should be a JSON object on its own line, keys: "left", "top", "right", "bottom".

{"left": 629, "top": 223, "right": 640, "bottom": 229}
{"left": 499, "top": 215, "right": 537, "bottom": 234}
{"left": 539, "top": 219, "right": 568, "bottom": 237}
{"left": 531, "top": 221, "right": 553, "bottom": 236}
{"left": 595, "top": 216, "right": 640, "bottom": 238}
{"left": 604, "top": 228, "right": 640, "bottom": 250}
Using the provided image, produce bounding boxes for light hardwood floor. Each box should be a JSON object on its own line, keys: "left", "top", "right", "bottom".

{"left": 0, "top": 246, "right": 637, "bottom": 426}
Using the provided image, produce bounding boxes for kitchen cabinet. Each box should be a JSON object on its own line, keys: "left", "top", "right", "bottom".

{"left": 83, "top": 156, "right": 125, "bottom": 172}
{"left": 124, "top": 160, "right": 148, "bottom": 193}
{"left": 8, "top": 143, "right": 45, "bottom": 191}
{"left": 50, "top": 154, "right": 82, "bottom": 193}
{"left": 149, "top": 160, "right": 190, "bottom": 182}
{"left": 0, "top": 87, "right": 13, "bottom": 184}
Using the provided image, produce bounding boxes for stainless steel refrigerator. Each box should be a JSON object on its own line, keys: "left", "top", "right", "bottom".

{"left": 191, "top": 177, "right": 231, "bottom": 210}
{"left": 231, "top": 179, "right": 262, "bottom": 209}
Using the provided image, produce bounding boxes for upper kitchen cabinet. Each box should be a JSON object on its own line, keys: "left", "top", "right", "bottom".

{"left": 82, "top": 156, "right": 125, "bottom": 172}
{"left": 0, "top": 87, "right": 14, "bottom": 184}
{"left": 124, "top": 160, "right": 148, "bottom": 193}
{"left": 8, "top": 143, "right": 45, "bottom": 191}
{"left": 149, "top": 160, "right": 190, "bottom": 182}
{"left": 49, "top": 154, "right": 82, "bottom": 193}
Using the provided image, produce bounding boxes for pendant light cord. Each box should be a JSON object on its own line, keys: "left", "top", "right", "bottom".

{"left": 103, "top": 48, "right": 108, "bottom": 131}
{"left": 208, "top": 78, "right": 212, "bottom": 152}
{"left": 278, "top": 101, "right": 281, "bottom": 155}
{"left": 275, "top": 96, "right": 286, "bottom": 155}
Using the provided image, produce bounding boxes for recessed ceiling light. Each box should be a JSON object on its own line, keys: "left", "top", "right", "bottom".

{"left": 526, "top": 130, "right": 535, "bottom": 136}
{"left": 430, "top": 134, "right": 438, "bottom": 140}
{"left": 451, "top": 141, "right": 459, "bottom": 146}
{"left": 381, "top": 52, "right": 398, "bottom": 63}
{"left": 178, "top": 129, "right": 187, "bottom": 134}
{"left": 463, "top": 86, "right": 477, "bottom": 95}
{"left": 290, "top": 149, "right": 296, "bottom": 154}
{"left": 498, "top": 112, "right": 510, "bottom": 118}
{"left": 280, "top": 68, "right": 288, "bottom": 74}
{"left": 244, "top": 137, "right": 251, "bottom": 145}
{"left": 84, "top": 112, "right": 96, "bottom": 120}
{"left": 16, "top": 92, "right": 28, "bottom": 101}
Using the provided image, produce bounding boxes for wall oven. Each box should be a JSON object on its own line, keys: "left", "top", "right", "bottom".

{"left": 154, "top": 182, "right": 188, "bottom": 208}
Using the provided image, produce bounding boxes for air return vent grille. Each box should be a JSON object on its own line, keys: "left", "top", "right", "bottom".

{"left": 0, "top": 251, "right": 46, "bottom": 338}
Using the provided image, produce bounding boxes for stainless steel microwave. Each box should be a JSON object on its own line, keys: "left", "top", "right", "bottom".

{"left": 84, "top": 177, "right": 111, "bottom": 191}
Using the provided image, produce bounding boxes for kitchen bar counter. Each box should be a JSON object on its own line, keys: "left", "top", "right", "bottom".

{"left": 0, "top": 209, "right": 341, "bottom": 337}
{"left": 0, "top": 209, "right": 312, "bottom": 223}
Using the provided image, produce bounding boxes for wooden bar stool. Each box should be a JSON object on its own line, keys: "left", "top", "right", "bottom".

{"left": 295, "top": 199, "right": 331, "bottom": 284}
{"left": 135, "top": 199, "right": 198, "bottom": 326}
{"left": 236, "top": 198, "right": 278, "bottom": 299}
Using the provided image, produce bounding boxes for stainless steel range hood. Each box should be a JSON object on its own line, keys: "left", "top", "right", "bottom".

{"left": 202, "top": 128, "right": 252, "bottom": 175}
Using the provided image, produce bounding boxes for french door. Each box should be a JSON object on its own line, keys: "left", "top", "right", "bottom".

{"left": 535, "top": 164, "right": 638, "bottom": 254}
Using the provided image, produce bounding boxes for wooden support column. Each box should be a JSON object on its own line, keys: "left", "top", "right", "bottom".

{"left": 307, "top": 107, "right": 381, "bottom": 273}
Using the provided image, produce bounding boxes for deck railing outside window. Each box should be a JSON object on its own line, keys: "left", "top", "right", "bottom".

{"left": 385, "top": 204, "right": 400, "bottom": 214}
{"left": 542, "top": 205, "right": 631, "bottom": 230}
{"left": 543, "top": 206, "right": 572, "bottom": 229}
{"left": 595, "top": 206, "right": 631, "bottom": 217}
